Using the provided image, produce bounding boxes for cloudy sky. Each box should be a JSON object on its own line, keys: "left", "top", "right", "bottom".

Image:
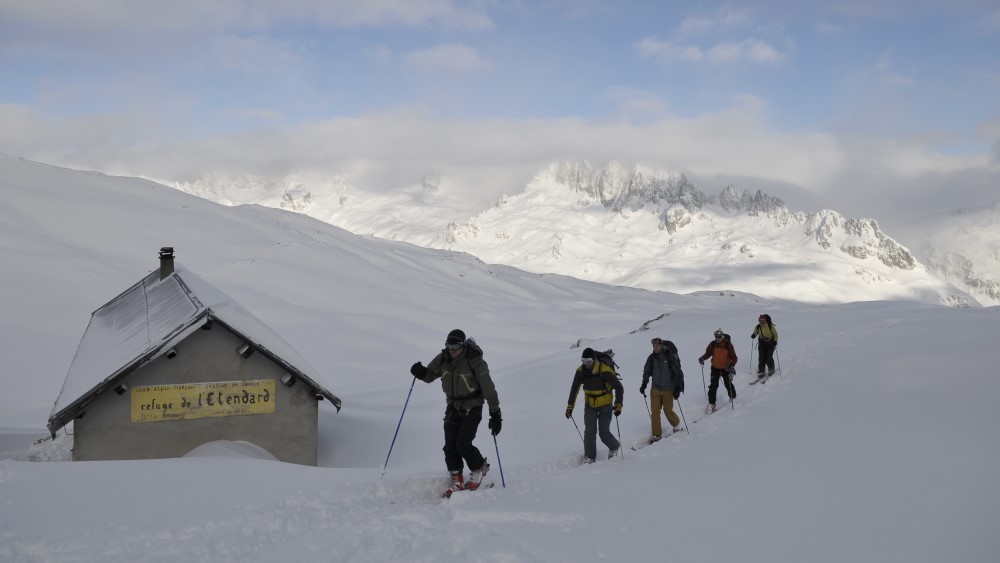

{"left": 1, "top": 0, "right": 998, "bottom": 230}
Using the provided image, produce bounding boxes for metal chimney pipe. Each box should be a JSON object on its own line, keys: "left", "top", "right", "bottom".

{"left": 159, "top": 247, "right": 175, "bottom": 279}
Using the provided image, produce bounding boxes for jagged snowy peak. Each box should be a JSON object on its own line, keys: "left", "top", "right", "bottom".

{"left": 896, "top": 200, "right": 1000, "bottom": 305}
{"left": 803, "top": 211, "right": 916, "bottom": 270}
{"left": 436, "top": 163, "right": 968, "bottom": 306}
{"left": 164, "top": 161, "right": 974, "bottom": 306}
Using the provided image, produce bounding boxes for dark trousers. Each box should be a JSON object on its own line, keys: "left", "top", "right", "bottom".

{"left": 708, "top": 367, "right": 736, "bottom": 405}
{"left": 757, "top": 341, "right": 776, "bottom": 374}
{"left": 443, "top": 405, "right": 485, "bottom": 473}
{"left": 583, "top": 404, "right": 620, "bottom": 460}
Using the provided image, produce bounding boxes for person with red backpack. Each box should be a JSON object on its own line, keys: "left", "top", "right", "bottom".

{"left": 751, "top": 314, "right": 778, "bottom": 381}
{"left": 698, "top": 329, "right": 738, "bottom": 413}
{"left": 565, "top": 347, "right": 624, "bottom": 464}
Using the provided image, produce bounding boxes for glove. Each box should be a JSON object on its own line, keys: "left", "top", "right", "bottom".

{"left": 410, "top": 362, "right": 426, "bottom": 378}
{"left": 613, "top": 404, "right": 622, "bottom": 417}
{"left": 773, "top": 343, "right": 777, "bottom": 349}
{"left": 727, "top": 365, "right": 736, "bottom": 377}
{"left": 673, "top": 390, "right": 681, "bottom": 400}
{"left": 565, "top": 405, "right": 573, "bottom": 419}
{"left": 698, "top": 358, "right": 705, "bottom": 365}
{"left": 488, "top": 411, "right": 502, "bottom": 436}
{"left": 639, "top": 384, "right": 647, "bottom": 397}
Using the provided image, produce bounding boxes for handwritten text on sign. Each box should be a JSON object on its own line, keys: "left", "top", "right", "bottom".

{"left": 130, "top": 380, "right": 276, "bottom": 422}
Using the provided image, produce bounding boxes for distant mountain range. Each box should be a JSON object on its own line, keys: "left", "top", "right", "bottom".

{"left": 167, "top": 161, "right": 992, "bottom": 307}
{"left": 896, "top": 201, "right": 1000, "bottom": 306}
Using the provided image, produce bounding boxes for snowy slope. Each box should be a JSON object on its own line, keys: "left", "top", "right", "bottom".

{"left": 1, "top": 155, "right": 998, "bottom": 563}
{"left": 897, "top": 201, "right": 1000, "bottom": 306}
{"left": 166, "top": 161, "right": 974, "bottom": 307}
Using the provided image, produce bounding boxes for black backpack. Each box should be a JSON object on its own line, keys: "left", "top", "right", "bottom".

{"left": 592, "top": 349, "right": 621, "bottom": 380}
{"left": 659, "top": 339, "right": 679, "bottom": 356}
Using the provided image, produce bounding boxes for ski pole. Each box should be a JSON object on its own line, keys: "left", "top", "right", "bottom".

{"left": 492, "top": 434, "right": 506, "bottom": 488}
{"left": 749, "top": 340, "right": 756, "bottom": 376}
{"left": 381, "top": 376, "right": 416, "bottom": 480}
{"left": 676, "top": 396, "right": 689, "bottom": 433}
{"left": 701, "top": 364, "right": 707, "bottom": 398}
{"left": 776, "top": 347, "right": 783, "bottom": 379}
{"left": 643, "top": 393, "right": 651, "bottom": 418}
{"left": 614, "top": 414, "right": 624, "bottom": 459}
{"left": 569, "top": 414, "right": 584, "bottom": 445}
{"left": 727, "top": 370, "right": 735, "bottom": 411}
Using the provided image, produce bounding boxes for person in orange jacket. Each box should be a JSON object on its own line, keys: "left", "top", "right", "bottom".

{"left": 698, "top": 328, "right": 738, "bottom": 412}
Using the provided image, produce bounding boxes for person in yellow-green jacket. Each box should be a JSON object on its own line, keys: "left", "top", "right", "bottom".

{"left": 565, "top": 348, "right": 624, "bottom": 464}
{"left": 751, "top": 314, "right": 778, "bottom": 381}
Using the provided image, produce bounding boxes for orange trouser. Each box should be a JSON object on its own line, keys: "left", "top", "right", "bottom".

{"left": 649, "top": 388, "right": 681, "bottom": 438}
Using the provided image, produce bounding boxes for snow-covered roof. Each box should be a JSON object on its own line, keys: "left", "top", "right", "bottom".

{"left": 48, "top": 263, "right": 340, "bottom": 434}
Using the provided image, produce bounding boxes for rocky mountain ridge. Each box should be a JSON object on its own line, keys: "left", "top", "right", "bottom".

{"left": 167, "top": 161, "right": 979, "bottom": 306}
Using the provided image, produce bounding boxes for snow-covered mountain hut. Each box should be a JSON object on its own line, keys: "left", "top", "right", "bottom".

{"left": 47, "top": 248, "right": 341, "bottom": 465}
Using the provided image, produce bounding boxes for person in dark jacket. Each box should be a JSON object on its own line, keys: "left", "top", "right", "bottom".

{"left": 565, "top": 347, "right": 624, "bottom": 464}
{"left": 411, "top": 329, "right": 501, "bottom": 496}
{"left": 751, "top": 314, "right": 778, "bottom": 380}
{"left": 640, "top": 337, "right": 685, "bottom": 442}
{"left": 698, "top": 328, "right": 738, "bottom": 413}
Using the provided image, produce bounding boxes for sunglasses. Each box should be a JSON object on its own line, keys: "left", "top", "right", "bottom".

{"left": 446, "top": 342, "right": 464, "bottom": 351}
{"left": 581, "top": 358, "right": 594, "bottom": 365}
{"left": 714, "top": 333, "right": 724, "bottom": 339}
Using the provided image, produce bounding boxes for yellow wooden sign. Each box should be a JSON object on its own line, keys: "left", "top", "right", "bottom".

{"left": 130, "top": 380, "right": 276, "bottom": 423}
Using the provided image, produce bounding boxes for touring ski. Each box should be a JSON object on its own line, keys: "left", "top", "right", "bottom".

{"left": 443, "top": 481, "right": 495, "bottom": 498}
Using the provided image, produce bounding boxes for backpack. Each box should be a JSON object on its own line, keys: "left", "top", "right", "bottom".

{"left": 657, "top": 339, "right": 679, "bottom": 356}
{"left": 756, "top": 315, "right": 776, "bottom": 339}
{"left": 592, "top": 349, "right": 621, "bottom": 380}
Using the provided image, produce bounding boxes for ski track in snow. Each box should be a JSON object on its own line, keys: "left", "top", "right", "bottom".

{"left": 2, "top": 370, "right": 789, "bottom": 563}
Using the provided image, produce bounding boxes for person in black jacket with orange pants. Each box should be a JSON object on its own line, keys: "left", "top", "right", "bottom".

{"left": 640, "top": 337, "right": 684, "bottom": 442}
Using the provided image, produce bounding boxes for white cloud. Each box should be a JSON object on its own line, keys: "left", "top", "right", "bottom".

{"left": 3, "top": 97, "right": 997, "bottom": 233}
{"left": 638, "top": 36, "right": 786, "bottom": 65}
{"left": 0, "top": 0, "right": 494, "bottom": 32}
{"left": 636, "top": 37, "right": 704, "bottom": 63}
{"left": 875, "top": 49, "right": 916, "bottom": 86}
{"left": 637, "top": 6, "right": 791, "bottom": 66}
{"left": 675, "top": 6, "right": 754, "bottom": 37}
{"left": 599, "top": 86, "right": 670, "bottom": 119}
{"left": 707, "top": 39, "right": 784, "bottom": 64}
{"left": 402, "top": 44, "right": 490, "bottom": 73}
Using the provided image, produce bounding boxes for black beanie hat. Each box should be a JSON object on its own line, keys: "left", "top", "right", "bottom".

{"left": 581, "top": 347, "right": 595, "bottom": 359}
{"left": 446, "top": 329, "right": 466, "bottom": 345}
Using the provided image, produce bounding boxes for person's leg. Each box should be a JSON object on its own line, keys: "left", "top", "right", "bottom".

{"left": 596, "top": 405, "right": 620, "bottom": 452}
{"left": 454, "top": 407, "right": 485, "bottom": 471}
{"left": 442, "top": 408, "right": 464, "bottom": 473}
{"left": 664, "top": 391, "right": 680, "bottom": 428}
{"left": 649, "top": 389, "right": 665, "bottom": 437}
{"left": 583, "top": 406, "right": 598, "bottom": 460}
{"left": 708, "top": 369, "right": 720, "bottom": 405}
